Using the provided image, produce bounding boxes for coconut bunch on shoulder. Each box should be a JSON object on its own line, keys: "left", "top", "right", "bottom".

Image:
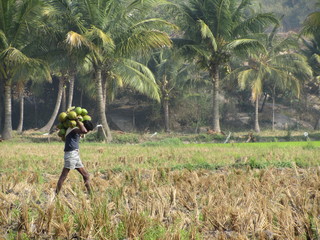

{"left": 57, "top": 106, "right": 92, "bottom": 141}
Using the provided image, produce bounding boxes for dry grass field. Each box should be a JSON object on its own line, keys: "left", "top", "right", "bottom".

{"left": 1, "top": 140, "right": 320, "bottom": 239}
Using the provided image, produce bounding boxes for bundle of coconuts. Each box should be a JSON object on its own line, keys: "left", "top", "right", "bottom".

{"left": 57, "top": 106, "right": 92, "bottom": 141}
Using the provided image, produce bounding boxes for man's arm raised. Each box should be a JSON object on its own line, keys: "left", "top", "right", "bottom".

{"left": 75, "top": 119, "right": 88, "bottom": 134}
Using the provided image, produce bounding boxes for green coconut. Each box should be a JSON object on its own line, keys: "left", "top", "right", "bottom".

{"left": 58, "top": 128, "right": 66, "bottom": 137}
{"left": 81, "top": 108, "right": 88, "bottom": 116}
{"left": 69, "top": 120, "right": 77, "bottom": 128}
{"left": 57, "top": 123, "right": 64, "bottom": 129}
{"left": 75, "top": 107, "right": 82, "bottom": 115}
{"left": 68, "top": 111, "right": 77, "bottom": 120}
{"left": 83, "top": 115, "right": 92, "bottom": 121}
{"left": 58, "top": 112, "right": 67, "bottom": 122}
{"left": 63, "top": 120, "right": 70, "bottom": 128}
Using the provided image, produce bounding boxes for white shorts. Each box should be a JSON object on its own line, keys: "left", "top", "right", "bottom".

{"left": 64, "top": 150, "right": 84, "bottom": 169}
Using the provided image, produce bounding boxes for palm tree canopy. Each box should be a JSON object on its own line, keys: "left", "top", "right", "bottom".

{"left": 176, "top": 0, "right": 278, "bottom": 72}
{"left": 234, "top": 26, "right": 312, "bottom": 101}
{"left": 0, "top": 0, "right": 51, "bottom": 83}
{"left": 301, "top": 0, "right": 320, "bottom": 37}
{"left": 60, "top": 0, "right": 175, "bottom": 102}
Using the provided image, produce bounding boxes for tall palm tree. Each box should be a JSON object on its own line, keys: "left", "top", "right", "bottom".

{"left": 300, "top": 1, "right": 320, "bottom": 129}
{"left": 176, "top": 0, "right": 278, "bottom": 132}
{"left": 38, "top": 0, "right": 89, "bottom": 132}
{"left": 65, "top": 0, "right": 173, "bottom": 142}
{"left": 232, "top": 25, "right": 312, "bottom": 132}
{"left": 148, "top": 48, "right": 189, "bottom": 132}
{"left": 0, "top": 0, "right": 51, "bottom": 139}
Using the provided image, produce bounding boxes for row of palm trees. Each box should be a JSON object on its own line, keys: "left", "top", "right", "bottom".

{"left": 0, "top": 0, "right": 319, "bottom": 140}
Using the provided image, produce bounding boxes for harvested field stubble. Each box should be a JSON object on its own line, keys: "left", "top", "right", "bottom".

{"left": 1, "top": 142, "right": 320, "bottom": 239}
{"left": 2, "top": 168, "right": 320, "bottom": 239}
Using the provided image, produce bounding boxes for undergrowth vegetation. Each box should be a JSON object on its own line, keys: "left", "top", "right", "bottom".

{"left": 1, "top": 140, "right": 320, "bottom": 239}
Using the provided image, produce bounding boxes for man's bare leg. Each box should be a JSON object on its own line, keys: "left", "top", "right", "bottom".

{"left": 76, "top": 167, "right": 92, "bottom": 194}
{"left": 56, "top": 168, "right": 70, "bottom": 194}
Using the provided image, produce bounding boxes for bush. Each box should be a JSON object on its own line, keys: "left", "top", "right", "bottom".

{"left": 112, "top": 133, "right": 140, "bottom": 144}
{"left": 141, "top": 138, "right": 183, "bottom": 146}
{"left": 179, "top": 133, "right": 225, "bottom": 143}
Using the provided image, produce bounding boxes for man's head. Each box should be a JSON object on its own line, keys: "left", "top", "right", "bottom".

{"left": 83, "top": 120, "right": 94, "bottom": 131}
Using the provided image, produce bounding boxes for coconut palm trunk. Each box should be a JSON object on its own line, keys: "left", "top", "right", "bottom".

{"left": 67, "top": 74, "right": 75, "bottom": 109}
{"left": 254, "top": 97, "right": 260, "bottom": 132}
{"left": 212, "top": 69, "right": 221, "bottom": 132}
{"left": 163, "top": 97, "right": 170, "bottom": 132}
{"left": 162, "top": 74, "right": 170, "bottom": 132}
{"left": 95, "top": 68, "right": 112, "bottom": 142}
{"left": 17, "top": 91, "right": 24, "bottom": 133}
{"left": 272, "top": 96, "right": 276, "bottom": 131}
{"left": 61, "top": 87, "right": 66, "bottom": 112}
{"left": 2, "top": 83, "right": 12, "bottom": 139}
{"left": 102, "top": 71, "right": 107, "bottom": 105}
{"left": 39, "top": 77, "right": 65, "bottom": 132}
{"left": 272, "top": 87, "right": 276, "bottom": 131}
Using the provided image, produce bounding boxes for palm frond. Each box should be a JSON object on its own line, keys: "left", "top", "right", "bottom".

{"left": 1, "top": 46, "right": 51, "bottom": 83}
{"left": 11, "top": 0, "right": 48, "bottom": 46}
{"left": 13, "top": 58, "right": 51, "bottom": 83}
{"left": 118, "top": 58, "right": 160, "bottom": 101}
{"left": 214, "top": 0, "right": 233, "bottom": 38}
{"left": 251, "top": 68, "right": 263, "bottom": 101}
{"left": 47, "top": 0, "right": 86, "bottom": 33}
{"left": 105, "top": 73, "right": 123, "bottom": 102}
{"left": 1, "top": 47, "right": 28, "bottom": 64}
{"left": 283, "top": 73, "right": 301, "bottom": 98}
{"left": 198, "top": 19, "right": 217, "bottom": 51}
{"left": 0, "top": 0, "right": 7, "bottom": 31}
{"left": 226, "top": 65, "right": 249, "bottom": 83}
{"left": 312, "top": 53, "right": 320, "bottom": 64}
{"left": 132, "top": 18, "right": 179, "bottom": 31}
{"left": 128, "top": 0, "right": 173, "bottom": 11}
{"left": 82, "top": 0, "right": 104, "bottom": 27}
{"left": 226, "top": 39, "right": 267, "bottom": 57}
{"left": 233, "top": 13, "right": 279, "bottom": 36}
{"left": 231, "top": 0, "right": 251, "bottom": 22}
{"left": 272, "top": 53, "right": 312, "bottom": 76}
{"left": 238, "top": 68, "right": 254, "bottom": 90}
{"left": 66, "top": 31, "right": 96, "bottom": 51}
{"left": 272, "top": 36, "right": 298, "bottom": 54}
{"left": 87, "top": 26, "right": 115, "bottom": 51}
{"left": 301, "top": 11, "right": 320, "bottom": 36}
{"left": 268, "top": 53, "right": 312, "bottom": 89}
{"left": 267, "top": 21, "right": 281, "bottom": 48}
{"left": 184, "top": 44, "right": 211, "bottom": 60}
{"left": 0, "top": 30, "right": 8, "bottom": 49}
{"left": 117, "top": 29, "right": 172, "bottom": 57}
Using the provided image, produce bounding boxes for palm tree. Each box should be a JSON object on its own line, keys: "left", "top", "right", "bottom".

{"left": 176, "top": 0, "right": 278, "bottom": 132}
{"left": 0, "top": 0, "right": 51, "bottom": 139}
{"left": 15, "top": 77, "right": 49, "bottom": 134}
{"left": 300, "top": 0, "right": 320, "bottom": 37}
{"left": 232, "top": 25, "right": 312, "bottom": 132}
{"left": 65, "top": 0, "right": 173, "bottom": 142}
{"left": 148, "top": 48, "right": 189, "bottom": 132}
{"left": 38, "top": 0, "right": 89, "bottom": 132}
{"left": 300, "top": 1, "right": 320, "bottom": 129}
{"left": 300, "top": 0, "right": 320, "bottom": 86}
